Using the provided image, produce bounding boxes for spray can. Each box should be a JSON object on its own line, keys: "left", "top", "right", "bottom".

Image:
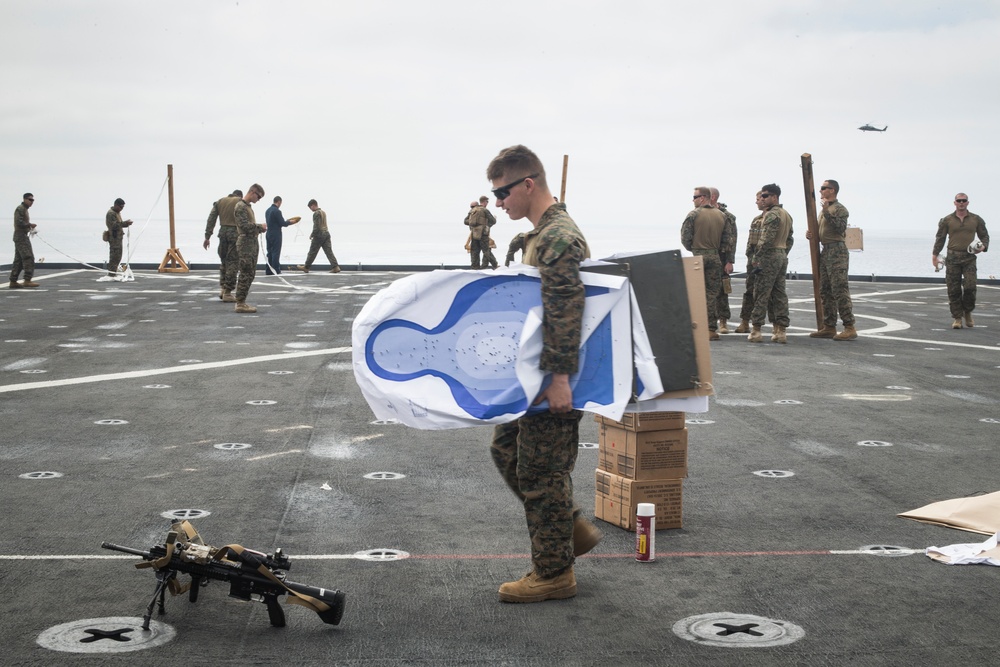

{"left": 635, "top": 503, "right": 656, "bottom": 562}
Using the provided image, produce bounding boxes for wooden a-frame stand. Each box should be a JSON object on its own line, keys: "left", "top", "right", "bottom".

{"left": 159, "top": 163, "right": 189, "bottom": 273}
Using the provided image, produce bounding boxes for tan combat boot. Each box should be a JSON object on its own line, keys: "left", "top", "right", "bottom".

{"left": 833, "top": 325, "right": 858, "bottom": 341}
{"left": 22, "top": 279, "right": 40, "bottom": 288}
{"left": 771, "top": 325, "right": 787, "bottom": 344}
{"left": 718, "top": 319, "right": 730, "bottom": 334}
{"left": 952, "top": 318, "right": 962, "bottom": 329}
{"left": 709, "top": 329, "right": 720, "bottom": 341}
{"left": 964, "top": 312, "right": 974, "bottom": 328}
{"left": 296, "top": 265, "right": 310, "bottom": 273}
{"left": 235, "top": 301, "right": 257, "bottom": 314}
{"left": 748, "top": 325, "right": 763, "bottom": 343}
{"left": 498, "top": 567, "right": 577, "bottom": 603}
{"left": 573, "top": 515, "right": 603, "bottom": 557}
{"left": 329, "top": 266, "right": 342, "bottom": 274}
{"left": 809, "top": 325, "right": 837, "bottom": 338}
{"left": 734, "top": 319, "right": 750, "bottom": 334}
{"left": 9, "top": 280, "right": 23, "bottom": 289}
{"left": 222, "top": 290, "right": 237, "bottom": 303}
{"left": 219, "top": 288, "right": 225, "bottom": 300}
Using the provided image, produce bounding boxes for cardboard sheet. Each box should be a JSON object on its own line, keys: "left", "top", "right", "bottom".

{"left": 898, "top": 490, "right": 1000, "bottom": 535}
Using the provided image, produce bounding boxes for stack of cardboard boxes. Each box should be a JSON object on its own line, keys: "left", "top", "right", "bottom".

{"left": 594, "top": 411, "right": 688, "bottom": 531}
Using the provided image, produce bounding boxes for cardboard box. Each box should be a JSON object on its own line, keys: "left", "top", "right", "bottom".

{"left": 678, "top": 255, "right": 714, "bottom": 397}
{"left": 846, "top": 227, "right": 864, "bottom": 250}
{"left": 594, "top": 469, "right": 683, "bottom": 530}
{"left": 598, "top": 424, "right": 688, "bottom": 480}
{"left": 595, "top": 411, "right": 686, "bottom": 432}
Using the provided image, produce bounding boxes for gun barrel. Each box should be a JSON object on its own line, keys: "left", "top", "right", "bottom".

{"left": 101, "top": 542, "right": 152, "bottom": 559}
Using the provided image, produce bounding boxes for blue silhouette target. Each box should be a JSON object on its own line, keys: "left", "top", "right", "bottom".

{"left": 353, "top": 267, "right": 637, "bottom": 429}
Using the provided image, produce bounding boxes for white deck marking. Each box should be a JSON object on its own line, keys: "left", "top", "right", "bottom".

{"left": 0, "top": 347, "right": 351, "bottom": 393}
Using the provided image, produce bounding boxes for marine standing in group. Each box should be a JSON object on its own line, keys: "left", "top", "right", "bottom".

{"left": 104, "top": 198, "right": 134, "bottom": 278}
{"left": 807, "top": 180, "right": 857, "bottom": 340}
{"left": 234, "top": 184, "right": 266, "bottom": 313}
{"left": 932, "top": 192, "right": 989, "bottom": 328}
{"left": 748, "top": 183, "right": 793, "bottom": 343}
{"left": 710, "top": 187, "right": 737, "bottom": 334}
{"left": 735, "top": 191, "right": 766, "bottom": 333}
{"left": 485, "top": 144, "right": 602, "bottom": 604}
{"left": 465, "top": 195, "right": 498, "bottom": 269}
{"left": 9, "top": 193, "right": 39, "bottom": 288}
{"left": 681, "top": 186, "right": 733, "bottom": 341}
{"left": 203, "top": 189, "right": 243, "bottom": 302}
{"left": 297, "top": 199, "right": 341, "bottom": 273}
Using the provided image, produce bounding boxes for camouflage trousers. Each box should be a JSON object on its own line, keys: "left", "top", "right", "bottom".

{"left": 305, "top": 231, "right": 339, "bottom": 269}
{"left": 739, "top": 248, "right": 759, "bottom": 322}
{"left": 819, "top": 241, "right": 854, "bottom": 326}
{"left": 108, "top": 242, "right": 123, "bottom": 277}
{"left": 751, "top": 248, "right": 789, "bottom": 327}
{"left": 694, "top": 250, "right": 722, "bottom": 331}
{"left": 490, "top": 410, "right": 582, "bottom": 578}
{"left": 235, "top": 234, "right": 259, "bottom": 302}
{"left": 217, "top": 226, "right": 239, "bottom": 292}
{"left": 9, "top": 236, "right": 34, "bottom": 281}
{"left": 945, "top": 251, "right": 978, "bottom": 318}
{"left": 470, "top": 237, "right": 497, "bottom": 270}
{"left": 715, "top": 269, "right": 731, "bottom": 321}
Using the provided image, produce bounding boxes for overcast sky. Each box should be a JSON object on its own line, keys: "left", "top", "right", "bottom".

{"left": 3, "top": 0, "right": 998, "bottom": 262}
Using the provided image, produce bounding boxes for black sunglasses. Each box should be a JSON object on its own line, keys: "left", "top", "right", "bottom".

{"left": 492, "top": 173, "right": 538, "bottom": 200}
{"left": 955, "top": 198, "right": 968, "bottom": 203}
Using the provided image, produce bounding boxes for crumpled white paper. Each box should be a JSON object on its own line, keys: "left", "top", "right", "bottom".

{"left": 926, "top": 532, "right": 1000, "bottom": 566}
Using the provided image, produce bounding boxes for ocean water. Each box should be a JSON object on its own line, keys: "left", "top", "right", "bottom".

{"left": 18, "top": 217, "right": 998, "bottom": 280}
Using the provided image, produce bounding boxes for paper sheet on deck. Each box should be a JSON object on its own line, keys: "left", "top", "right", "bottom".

{"left": 897, "top": 490, "right": 1000, "bottom": 535}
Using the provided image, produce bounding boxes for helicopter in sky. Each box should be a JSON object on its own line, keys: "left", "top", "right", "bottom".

{"left": 858, "top": 124, "right": 888, "bottom": 132}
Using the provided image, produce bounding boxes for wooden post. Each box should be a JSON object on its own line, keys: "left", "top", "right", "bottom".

{"left": 560, "top": 155, "right": 569, "bottom": 202}
{"left": 159, "top": 163, "right": 189, "bottom": 273}
{"left": 800, "top": 153, "right": 823, "bottom": 329}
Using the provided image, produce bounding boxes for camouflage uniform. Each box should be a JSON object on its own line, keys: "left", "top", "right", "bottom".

{"left": 505, "top": 232, "right": 526, "bottom": 266}
{"left": 715, "top": 204, "right": 737, "bottom": 321}
{"left": 739, "top": 213, "right": 765, "bottom": 322}
{"left": 234, "top": 199, "right": 260, "bottom": 302}
{"left": 750, "top": 204, "right": 793, "bottom": 327}
{"left": 681, "top": 205, "right": 733, "bottom": 333}
{"left": 304, "top": 208, "right": 340, "bottom": 270}
{"left": 106, "top": 207, "right": 126, "bottom": 277}
{"left": 489, "top": 202, "right": 589, "bottom": 579}
{"left": 10, "top": 202, "right": 34, "bottom": 283}
{"left": 465, "top": 205, "right": 497, "bottom": 269}
{"left": 205, "top": 195, "right": 241, "bottom": 292}
{"left": 933, "top": 211, "right": 989, "bottom": 318}
{"left": 817, "top": 200, "right": 855, "bottom": 327}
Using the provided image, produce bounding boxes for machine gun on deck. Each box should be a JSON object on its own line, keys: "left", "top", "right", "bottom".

{"left": 102, "top": 520, "right": 345, "bottom": 630}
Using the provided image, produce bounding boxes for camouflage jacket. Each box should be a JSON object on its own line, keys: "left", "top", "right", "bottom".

{"left": 106, "top": 208, "right": 125, "bottom": 242}
{"left": 934, "top": 212, "right": 989, "bottom": 255}
{"left": 746, "top": 214, "right": 764, "bottom": 254}
{"left": 818, "top": 200, "right": 849, "bottom": 244}
{"left": 754, "top": 204, "right": 794, "bottom": 261}
{"left": 13, "top": 203, "right": 30, "bottom": 240}
{"left": 234, "top": 200, "right": 260, "bottom": 237}
{"left": 505, "top": 232, "right": 526, "bottom": 263}
{"left": 719, "top": 203, "right": 737, "bottom": 263}
{"left": 522, "top": 203, "right": 590, "bottom": 375}
{"left": 680, "top": 205, "right": 734, "bottom": 258}
{"left": 205, "top": 195, "right": 241, "bottom": 238}
{"left": 312, "top": 208, "right": 329, "bottom": 236}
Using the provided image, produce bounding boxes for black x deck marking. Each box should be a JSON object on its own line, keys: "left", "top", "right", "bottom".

{"left": 80, "top": 627, "right": 134, "bottom": 643}
{"left": 713, "top": 622, "right": 764, "bottom": 637}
